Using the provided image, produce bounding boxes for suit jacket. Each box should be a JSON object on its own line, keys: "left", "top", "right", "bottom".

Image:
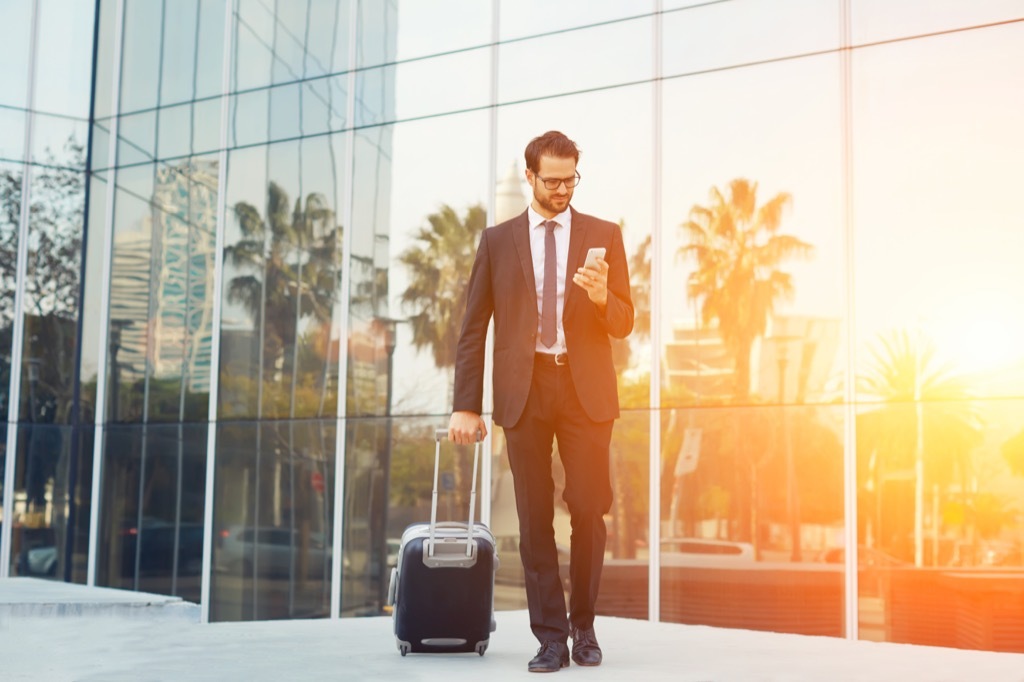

{"left": 453, "top": 207, "right": 634, "bottom": 427}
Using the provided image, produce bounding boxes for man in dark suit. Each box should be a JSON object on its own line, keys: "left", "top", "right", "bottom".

{"left": 448, "top": 131, "right": 634, "bottom": 673}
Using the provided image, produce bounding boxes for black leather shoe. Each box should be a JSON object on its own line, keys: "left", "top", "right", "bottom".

{"left": 570, "top": 625, "right": 603, "bottom": 666}
{"left": 528, "top": 641, "right": 569, "bottom": 673}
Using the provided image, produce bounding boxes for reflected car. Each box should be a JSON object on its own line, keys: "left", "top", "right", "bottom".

{"left": 119, "top": 521, "right": 205, "bottom": 576}
{"left": 17, "top": 545, "right": 58, "bottom": 577}
{"left": 660, "top": 537, "right": 756, "bottom": 565}
{"left": 816, "top": 545, "right": 905, "bottom": 568}
{"left": 495, "top": 535, "right": 571, "bottom": 590}
{"left": 386, "top": 538, "right": 401, "bottom": 570}
{"left": 216, "top": 525, "right": 331, "bottom": 578}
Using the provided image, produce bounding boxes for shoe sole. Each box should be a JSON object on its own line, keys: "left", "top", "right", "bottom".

{"left": 528, "top": 660, "right": 569, "bottom": 672}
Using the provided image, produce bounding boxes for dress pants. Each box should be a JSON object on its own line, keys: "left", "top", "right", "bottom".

{"left": 504, "top": 354, "right": 614, "bottom": 644}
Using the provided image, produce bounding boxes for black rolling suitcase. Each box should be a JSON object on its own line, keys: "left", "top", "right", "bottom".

{"left": 388, "top": 428, "right": 497, "bottom": 656}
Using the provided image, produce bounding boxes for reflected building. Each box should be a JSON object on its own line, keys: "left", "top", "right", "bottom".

{"left": 3, "top": 0, "right": 1024, "bottom": 657}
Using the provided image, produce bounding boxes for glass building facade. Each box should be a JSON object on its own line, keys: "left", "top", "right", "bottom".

{"left": 3, "top": 0, "right": 1024, "bottom": 651}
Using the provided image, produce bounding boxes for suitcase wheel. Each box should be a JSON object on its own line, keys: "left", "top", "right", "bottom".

{"left": 476, "top": 643, "right": 487, "bottom": 656}
{"left": 400, "top": 644, "right": 410, "bottom": 657}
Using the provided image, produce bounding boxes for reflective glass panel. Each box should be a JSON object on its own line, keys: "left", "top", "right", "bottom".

{"left": 355, "top": 0, "right": 397, "bottom": 69}
{"left": 157, "top": 103, "right": 193, "bottom": 161}
{"left": 661, "top": 55, "right": 844, "bottom": 407}
{"left": 159, "top": 0, "right": 201, "bottom": 107}
{"left": 35, "top": 0, "right": 95, "bottom": 117}
{"left": 107, "top": 164, "right": 156, "bottom": 423}
{"left": 356, "top": 47, "right": 490, "bottom": 127}
{"left": 20, "top": 159, "right": 87, "bottom": 424}
{"left": 0, "top": 108, "right": 25, "bottom": 164}
{"left": 662, "top": 0, "right": 839, "bottom": 78}
{"left": 498, "top": 16, "right": 652, "bottom": 104}
{"left": 499, "top": 0, "right": 653, "bottom": 41}
{"left": 211, "top": 419, "right": 335, "bottom": 621}
{"left": 195, "top": 0, "right": 228, "bottom": 101}
{"left": 233, "top": 0, "right": 276, "bottom": 92}
{"left": 0, "top": 0, "right": 32, "bottom": 109}
{"left": 78, "top": 173, "right": 109, "bottom": 424}
{"left": 852, "top": 0, "right": 1024, "bottom": 44}
{"left": 96, "top": 423, "right": 207, "bottom": 603}
{"left": 362, "top": 110, "right": 489, "bottom": 418}
{"left": 9, "top": 425, "right": 83, "bottom": 581}
{"left": 390, "top": 0, "right": 490, "bottom": 61}
{"left": 117, "top": 111, "right": 157, "bottom": 167}
{"left": 0, "top": 163, "right": 22, "bottom": 421}
{"left": 342, "top": 416, "right": 404, "bottom": 616}
{"left": 659, "top": 404, "right": 846, "bottom": 634}
{"left": 31, "top": 114, "right": 89, "bottom": 170}
{"left": 853, "top": 23, "right": 1024, "bottom": 651}
{"left": 120, "top": 0, "right": 163, "bottom": 114}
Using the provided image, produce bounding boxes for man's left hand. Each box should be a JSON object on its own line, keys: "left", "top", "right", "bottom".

{"left": 573, "top": 258, "right": 608, "bottom": 309}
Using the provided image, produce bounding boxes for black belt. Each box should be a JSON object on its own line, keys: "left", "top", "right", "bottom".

{"left": 535, "top": 352, "right": 568, "bottom": 366}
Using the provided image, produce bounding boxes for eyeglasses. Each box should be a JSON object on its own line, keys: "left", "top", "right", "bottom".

{"left": 534, "top": 172, "right": 581, "bottom": 190}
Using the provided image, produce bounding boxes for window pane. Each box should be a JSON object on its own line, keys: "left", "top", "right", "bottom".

{"left": 357, "top": 47, "right": 490, "bottom": 128}
{"left": 96, "top": 423, "right": 207, "bottom": 603}
{"left": 498, "top": 16, "right": 652, "bottom": 104}
{"left": 35, "top": 0, "right": 95, "bottom": 117}
{"left": 392, "top": 0, "right": 490, "bottom": 61}
{"left": 0, "top": 108, "right": 26, "bottom": 162}
{"left": 0, "top": 163, "right": 22, "bottom": 420}
{"left": 499, "top": 0, "right": 653, "bottom": 41}
{"left": 659, "top": 405, "right": 846, "bottom": 634}
{"left": 662, "top": 55, "right": 844, "bottom": 407}
{"left": 107, "top": 164, "right": 156, "bottom": 423}
{"left": 211, "top": 419, "right": 335, "bottom": 621}
{"left": 662, "top": 0, "right": 839, "bottom": 78}
{"left": 852, "top": 0, "right": 1024, "bottom": 44}
{"left": 0, "top": 0, "right": 32, "bottom": 109}
{"left": 20, "top": 158, "right": 87, "bottom": 424}
{"left": 363, "top": 110, "right": 490, "bottom": 418}
{"left": 160, "top": 0, "right": 200, "bottom": 106}
{"left": 31, "top": 114, "right": 88, "bottom": 170}
{"left": 120, "top": 0, "right": 163, "bottom": 113}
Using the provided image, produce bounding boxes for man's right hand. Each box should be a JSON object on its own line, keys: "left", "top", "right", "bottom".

{"left": 448, "top": 411, "right": 487, "bottom": 445}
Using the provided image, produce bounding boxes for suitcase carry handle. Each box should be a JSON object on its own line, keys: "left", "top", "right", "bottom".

{"left": 429, "top": 429, "right": 483, "bottom": 558}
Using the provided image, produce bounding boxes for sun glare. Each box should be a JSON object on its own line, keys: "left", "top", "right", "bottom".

{"left": 924, "top": 293, "right": 1024, "bottom": 376}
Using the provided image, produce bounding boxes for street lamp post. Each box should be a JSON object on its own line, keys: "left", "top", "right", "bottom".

{"left": 772, "top": 335, "right": 803, "bottom": 562}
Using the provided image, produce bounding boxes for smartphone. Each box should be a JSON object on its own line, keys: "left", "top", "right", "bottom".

{"left": 583, "top": 247, "right": 606, "bottom": 269}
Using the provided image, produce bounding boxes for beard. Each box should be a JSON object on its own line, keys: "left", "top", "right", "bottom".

{"left": 533, "top": 189, "right": 572, "bottom": 216}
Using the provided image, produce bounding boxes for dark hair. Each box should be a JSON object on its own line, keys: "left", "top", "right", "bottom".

{"left": 524, "top": 131, "right": 580, "bottom": 172}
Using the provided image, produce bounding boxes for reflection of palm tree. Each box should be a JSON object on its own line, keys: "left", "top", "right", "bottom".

{"left": 858, "top": 330, "right": 982, "bottom": 565}
{"left": 224, "top": 182, "right": 339, "bottom": 414}
{"left": 679, "top": 179, "right": 812, "bottom": 400}
{"left": 398, "top": 203, "right": 486, "bottom": 397}
{"left": 399, "top": 203, "right": 485, "bottom": 508}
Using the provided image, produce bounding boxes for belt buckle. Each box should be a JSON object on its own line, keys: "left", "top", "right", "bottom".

{"left": 554, "top": 352, "right": 568, "bottom": 366}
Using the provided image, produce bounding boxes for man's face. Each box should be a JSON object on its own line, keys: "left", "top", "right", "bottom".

{"left": 527, "top": 154, "right": 576, "bottom": 216}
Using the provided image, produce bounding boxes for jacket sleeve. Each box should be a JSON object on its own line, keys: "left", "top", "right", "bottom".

{"left": 451, "top": 228, "right": 494, "bottom": 415}
{"left": 596, "top": 223, "right": 634, "bottom": 340}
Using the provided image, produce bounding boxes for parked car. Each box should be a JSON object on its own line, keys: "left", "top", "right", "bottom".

{"left": 216, "top": 525, "right": 331, "bottom": 578}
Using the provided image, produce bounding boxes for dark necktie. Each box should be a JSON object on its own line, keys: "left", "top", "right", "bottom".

{"left": 541, "top": 220, "right": 558, "bottom": 348}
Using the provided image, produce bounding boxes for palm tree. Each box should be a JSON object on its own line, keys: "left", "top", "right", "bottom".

{"left": 679, "top": 179, "right": 813, "bottom": 400}
{"left": 398, "top": 203, "right": 486, "bottom": 395}
{"left": 858, "top": 329, "right": 983, "bottom": 565}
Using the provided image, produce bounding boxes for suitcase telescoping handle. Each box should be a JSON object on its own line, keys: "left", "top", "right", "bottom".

{"left": 430, "top": 429, "right": 482, "bottom": 558}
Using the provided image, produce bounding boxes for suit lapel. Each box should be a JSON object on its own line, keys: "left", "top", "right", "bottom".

{"left": 564, "top": 207, "right": 587, "bottom": 317}
{"left": 511, "top": 210, "right": 535, "bottom": 307}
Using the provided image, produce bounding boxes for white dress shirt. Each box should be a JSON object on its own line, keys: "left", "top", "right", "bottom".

{"left": 528, "top": 205, "right": 571, "bottom": 354}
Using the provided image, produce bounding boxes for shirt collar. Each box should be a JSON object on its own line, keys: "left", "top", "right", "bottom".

{"left": 528, "top": 205, "right": 571, "bottom": 230}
